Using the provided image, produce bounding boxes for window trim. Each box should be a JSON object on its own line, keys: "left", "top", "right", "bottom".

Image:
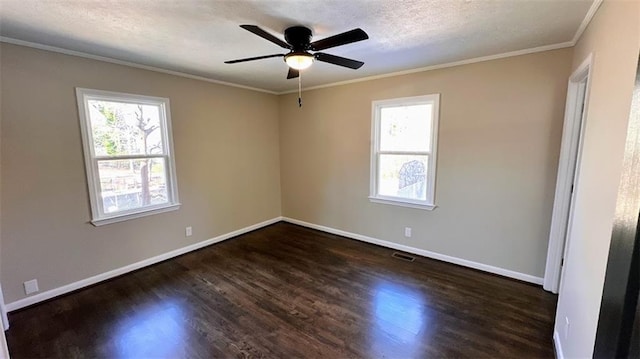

{"left": 369, "top": 94, "right": 440, "bottom": 210}
{"left": 76, "top": 88, "right": 180, "bottom": 226}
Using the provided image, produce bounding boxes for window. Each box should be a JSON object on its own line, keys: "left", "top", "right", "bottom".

{"left": 76, "top": 88, "right": 180, "bottom": 225}
{"left": 370, "top": 94, "right": 440, "bottom": 210}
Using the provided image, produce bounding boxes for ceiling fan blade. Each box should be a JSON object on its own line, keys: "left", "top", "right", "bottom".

{"left": 310, "top": 28, "right": 368, "bottom": 51}
{"left": 240, "top": 25, "right": 291, "bottom": 49}
{"left": 314, "top": 52, "right": 364, "bottom": 69}
{"left": 224, "top": 54, "right": 284, "bottom": 64}
{"left": 287, "top": 68, "right": 299, "bottom": 79}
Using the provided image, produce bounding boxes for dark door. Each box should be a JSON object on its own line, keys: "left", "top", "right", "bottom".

{"left": 594, "top": 55, "right": 640, "bottom": 359}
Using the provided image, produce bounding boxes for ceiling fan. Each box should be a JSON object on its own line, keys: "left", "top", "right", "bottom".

{"left": 225, "top": 25, "right": 369, "bottom": 79}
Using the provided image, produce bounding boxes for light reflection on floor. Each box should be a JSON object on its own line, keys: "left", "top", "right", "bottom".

{"left": 113, "top": 300, "right": 187, "bottom": 359}
{"left": 370, "top": 280, "right": 430, "bottom": 358}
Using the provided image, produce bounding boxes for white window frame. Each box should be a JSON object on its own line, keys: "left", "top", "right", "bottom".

{"left": 76, "top": 88, "right": 180, "bottom": 226}
{"left": 369, "top": 94, "right": 440, "bottom": 210}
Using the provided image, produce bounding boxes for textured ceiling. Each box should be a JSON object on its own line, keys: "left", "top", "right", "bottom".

{"left": 0, "top": 0, "right": 594, "bottom": 93}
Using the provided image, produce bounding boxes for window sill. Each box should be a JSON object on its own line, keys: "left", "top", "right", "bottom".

{"left": 90, "top": 203, "right": 181, "bottom": 226}
{"left": 368, "top": 196, "right": 436, "bottom": 211}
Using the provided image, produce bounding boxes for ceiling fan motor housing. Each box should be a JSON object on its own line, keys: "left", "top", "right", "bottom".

{"left": 284, "top": 26, "right": 313, "bottom": 50}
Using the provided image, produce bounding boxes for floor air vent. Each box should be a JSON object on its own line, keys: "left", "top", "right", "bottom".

{"left": 392, "top": 252, "right": 415, "bottom": 262}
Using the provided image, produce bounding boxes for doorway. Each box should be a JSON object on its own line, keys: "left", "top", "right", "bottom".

{"left": 543, "top": 54, "right": 593, "bottom": 293}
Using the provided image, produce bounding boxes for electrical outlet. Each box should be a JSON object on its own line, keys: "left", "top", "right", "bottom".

{"left": 404, "top": 227, "right": 412, "bottom": 238}
{"left": 564, "top": 317, "right": 570, "bottom": 339}
{"left": 185, "top": 226, "right": 193, "bottom": 237}
{"left": 24, "top": 279, "right": 39, "bottom": 295}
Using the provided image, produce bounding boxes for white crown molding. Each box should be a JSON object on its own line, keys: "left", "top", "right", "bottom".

{"left": 279, "top": 41, "right": 574, "bottom": 95}
{"left": 4, "top": 217, "right": 283, "bottom": 312}
{"left": 571, "top": 0, "right": 604, "bottom": 45}
{"left": 282, "top": 217, "right": 544, "bottom": 285}
{"left": 0, "top": 0, "right": 603, "bottom": 96}
{"left": 0, "top": 36, "right": 278, "bottom": 95}
{"left": 281, "top": 0, "right": 602, "bottom": 95}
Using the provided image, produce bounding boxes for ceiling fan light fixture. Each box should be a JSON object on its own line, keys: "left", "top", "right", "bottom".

{"left": 285, "top": 52, "right": 314, "bottom": 70}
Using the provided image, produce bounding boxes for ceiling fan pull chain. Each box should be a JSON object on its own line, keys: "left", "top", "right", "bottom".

{"left": 298, "top": 72, "right": 303, "bottom": 108}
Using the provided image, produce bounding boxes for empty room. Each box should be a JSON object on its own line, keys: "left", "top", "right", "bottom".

{"left": 0, "top": 0, "right": 638, "bottom": 358}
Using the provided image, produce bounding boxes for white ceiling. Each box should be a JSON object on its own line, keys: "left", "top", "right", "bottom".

{"left": 0, "top": 0, "right": 595, "bottom": 93}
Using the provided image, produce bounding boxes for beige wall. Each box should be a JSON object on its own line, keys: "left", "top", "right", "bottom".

{"left": 0, "top": 44, "right": 282, "bottom": 303}
{"left": 554, "top": 1, "right": 639, "bottom": 357}
{"left": 2, "top": 21, "right": 618, "bottom": 330}
{"left": 279, "top": 48, "right": 573, "bottom": 278}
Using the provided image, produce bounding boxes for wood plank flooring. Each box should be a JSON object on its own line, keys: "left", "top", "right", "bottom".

{"left": 6, "top": 222, "right": 557, "bottom": 358}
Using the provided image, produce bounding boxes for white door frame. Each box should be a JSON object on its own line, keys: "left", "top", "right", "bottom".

{"left": 0, "top": 284, "right": 7, "bottom": 330}
{"left": 543, "top": 54, "right": 594, "bottom": 293}
{"left": 0, "top": 311, "right": 8, "bottom": 359}
{"left": 0, "top": 283, "right": 8, "bottom": 359}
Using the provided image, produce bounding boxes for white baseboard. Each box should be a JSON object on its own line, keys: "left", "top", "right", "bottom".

{"left": 282, "top": 217, "right": 544, "bottom": 285}
{"left": 5, "top": 215, "right": 543, "bottom": 312}
{"left": 553, "top": 330, "right": 564, "bottom": 359}
{"left": 5, "top": 217, "right": 283, "bottom": 312}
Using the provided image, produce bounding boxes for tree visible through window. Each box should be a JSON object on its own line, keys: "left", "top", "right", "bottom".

{"left": 76, "top": 89, "right": 180, "bottom": 225}
{"left": 370, "top": 95, "right": 440, "bottom": 210}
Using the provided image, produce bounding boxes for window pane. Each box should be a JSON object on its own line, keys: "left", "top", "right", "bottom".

{"left": 98, "top": 158, "right": 169, "bottom": 214}
{"left": 88, "top": 100, "right": 163, "bottom": 156}
{"left": 378, "top": 154, "right": 428, "bottom": 201}
{"left": 380, "top": 104, "right": 432, "bottom": 152}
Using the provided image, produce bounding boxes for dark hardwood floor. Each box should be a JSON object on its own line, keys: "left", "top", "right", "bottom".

{"left": 6, "top": 222, "right": 557, "bottom": 358}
